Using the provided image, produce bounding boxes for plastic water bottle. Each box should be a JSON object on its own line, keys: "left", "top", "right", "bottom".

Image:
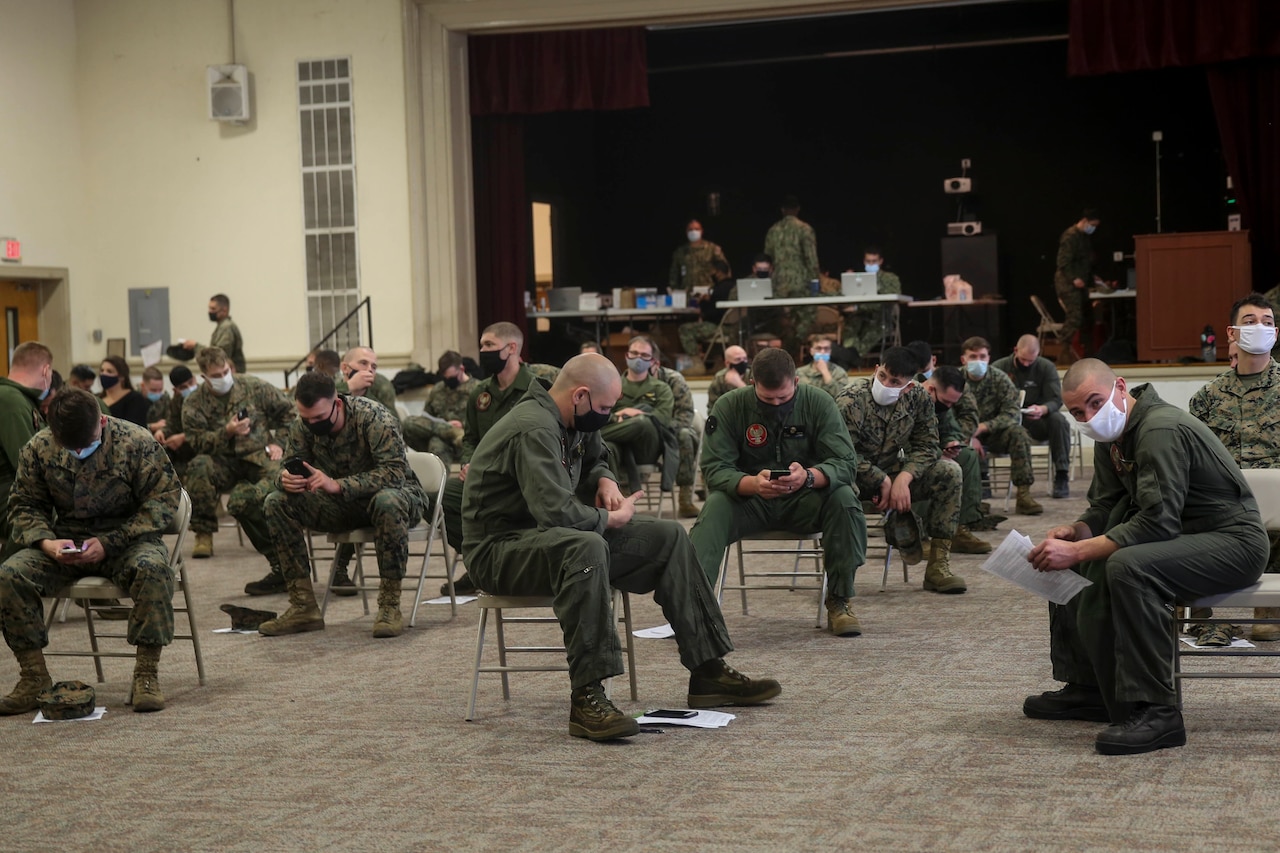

{"left": 1201, "top": 325, "right": 1217, "bottom": 362}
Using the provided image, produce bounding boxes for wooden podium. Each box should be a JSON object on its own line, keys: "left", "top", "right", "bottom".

{"left": 1135, "top": 230, "right": 1251, "bottom": 361}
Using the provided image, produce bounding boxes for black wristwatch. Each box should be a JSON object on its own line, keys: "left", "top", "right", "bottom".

{"left": 804, "top": 468, "right": 816, "bottom": 490}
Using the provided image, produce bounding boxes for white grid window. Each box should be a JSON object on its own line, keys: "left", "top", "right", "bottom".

{"left": 298, "top": 57, "right": 362, "bottom": 352}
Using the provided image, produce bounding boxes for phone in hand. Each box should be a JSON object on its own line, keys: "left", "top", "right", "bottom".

{"left": 237, "top": 408, "right": 249, "bottom": 421}
{"left": 284, "top": 458, "right": 310, "bottom": 477}
{"left": 60, "top": 544, "right": 82, "bottom": 554}
{"left": 768, "top": 469, "right": 791, "bottom": 480}
{"left": 645, "top": 709, "right": 698, "bottom": 719}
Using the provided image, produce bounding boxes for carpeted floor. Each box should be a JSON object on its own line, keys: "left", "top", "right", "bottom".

{"left": 3, "top": 471, "right": 1279, "bottom": 852}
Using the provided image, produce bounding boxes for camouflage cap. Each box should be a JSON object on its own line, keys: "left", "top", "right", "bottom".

{"left": 884, "top": 509, "right": 925, "bottom": 566}
{"left": 220, "top": 603, "right": 278, "bottom": 631}
{"left": 38, "top": 680, "right": 96, "bottom": 720}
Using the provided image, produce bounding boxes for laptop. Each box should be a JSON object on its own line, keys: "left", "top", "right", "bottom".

{"left": 737, "top": 278, "right": 773, "bottom": 300}
{"left": 841, "top": 272, "right": 879, "bottom": 298}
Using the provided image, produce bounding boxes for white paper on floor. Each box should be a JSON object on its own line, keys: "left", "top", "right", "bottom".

{"left": 980, "top": 529, "right": 1093, "bottom": 604}
{"left": 636, "top": 709, "right": 735, "bottom": 728}
{"left": 212, "top": 628, "right": 260, "bottom": 635}
{"left": 1179, "top": 636, "right": 1256, "bottom": 650}
{"left": 423, "top": 595, "right": 477, "bottom": 605}
{"left": 633, "top": 623, "right": 675, "bottom": 639}
{"left": 34, "top": 706, "right": 107, "bottom": 723}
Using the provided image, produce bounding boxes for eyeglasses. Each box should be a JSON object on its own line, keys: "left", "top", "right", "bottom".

{"left": 626, "top": 351, "right": 652, "bottom": 360}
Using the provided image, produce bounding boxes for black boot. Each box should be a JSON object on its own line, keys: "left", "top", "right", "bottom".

{"left": 1023, "top": 684, "right": 1110, "bottom": 722}
{"left": 1095, "top": 703, "right": 1186, "bottom": 755}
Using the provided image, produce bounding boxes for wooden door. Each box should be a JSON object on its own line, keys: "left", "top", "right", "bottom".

{"left": 0, "top": 280, "right": 40, "bottom": 374}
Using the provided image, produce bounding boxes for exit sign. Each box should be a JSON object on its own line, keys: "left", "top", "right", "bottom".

{"left": 1, "top": 238, "right": 18, "bottom": 263}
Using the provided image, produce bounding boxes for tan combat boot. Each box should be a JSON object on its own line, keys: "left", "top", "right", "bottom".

{"left": 825, "top": 595, "right": 862, "bottom": 637}
{"left": 1015, "top": 485, "right": 1043, "bottom": 515}
{"left": 1253, "top": 608, "right": 1280, "bottom": 642}
{"left": 131, "top": 644, "right": 165, "bottom": 712}
{"left": 678, "top": 486, "right": 700, "bottom": 519}
{"left": 951, "top": 525, "right": 992, "bottom": 555}
{"left": 192, "top": 532, "right": 214, "bottom": 558}
{"left": 0, "top": 649, "right": 53, "bottom": 715}
{"left": 923, "top": 538, "right": 967, "bottom": 594}
{"left": 258, "top": 577, "right": 325, "bottom": 636}
{"left": 372, "top": 577, "right": 404, "bottom": 638}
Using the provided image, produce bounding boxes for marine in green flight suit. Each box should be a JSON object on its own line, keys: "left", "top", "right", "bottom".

{"left": 462, "top": 354, "right": 780, "bottom": 742}
{"left": 690, "top": 347, "right": 867, "bottom": 636}
{"left": 1025, "top": 361, "right": 1268, "bottom": 755}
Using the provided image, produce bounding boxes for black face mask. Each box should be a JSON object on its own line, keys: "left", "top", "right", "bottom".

{"left": 934, "top": 401, "right": 951, "bottom": 419}
{"left": 758, "top": 394, "right": 797, "bottom": 422}
{"left": 730, "top": 361, "right": 749, "bottom": 376}
{"left": 208, "top": 311, "right": 220, "bottom": 323}
{"left": 99, "top": 374, "right": 120, "bottom": 391}
{"left": 573, "top": 391, "right": 611, "bottom": 433}
{"left": 444, "top": 376, "right": 460, "bottom": 390}
{"left": 478, "top": 348, "right": 509, "bottom": 377}
{"left": 306, "top": 400, "right": 339, "bottom": 436}
{"left": 754, "top": 269, "right": 770, "bottom": 278}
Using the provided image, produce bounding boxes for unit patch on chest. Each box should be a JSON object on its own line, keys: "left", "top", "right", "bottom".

{"left": 475, "top": 391, "right": 493, "bottom": 412}
{"left": 746, "top": 423, "right": 768, "bottom": 447}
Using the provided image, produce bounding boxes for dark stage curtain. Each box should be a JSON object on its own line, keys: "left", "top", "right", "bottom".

{"left": 1068, "top": 0, "right": 1280, "bottom": 287}
{"left": 468, "top": 28, "right": 649, "bottom": 337}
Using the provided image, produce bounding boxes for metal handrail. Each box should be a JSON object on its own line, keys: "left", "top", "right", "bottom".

{"left": 283, "top": 296, "right": 373, "bottom": 388}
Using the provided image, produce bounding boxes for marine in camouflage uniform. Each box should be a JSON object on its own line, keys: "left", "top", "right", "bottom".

{"left": 145, "top": 392, "right": 171, "bottom": 430}
{"left": 0, "top": 402, "right": 180, "bottom": 714}
{"left": 337, "top": 372, "right": 399, "bottom": 415}
{"left": 182, "top": 363, "right": 296, "bottom": 569}
{"left": 1054, "top": 215, "right": 1097, "bottom": 361}
{"left": 191, "top": 314, "right": 246, "bottom": 374}
{"left": 837, "top": 360, "right": 966, "bottom": 593}
{"left": 402, "top": 376, "right": 475, "bottom": 464}
{"left": 796, "top": 361, "right": 849, "bottom": 399}
{"left": 707, "top": 364, "right": 752, "bottom": 412}
{"left": 935, "top": 387, "right": 992, "bottom": 550}
{"left": 260, "top": 383, "right": 428, "bottom": 638}
{"left": 655, "top": 366, "right": 701, "bottom": 517}
{"left": 0, "top": 370, "right": 46, "bottom": 564}
{"left": 669, "top": 234, "right": 730, "bottom": 295}
{"left": 964, "top": 358, "right": 1041, "bottom": 514}
{"left": 843, "top": 270, "right": 902, "bottom": 359}
{"left": 763, "top": 206, "right": 820, "bottom": 353}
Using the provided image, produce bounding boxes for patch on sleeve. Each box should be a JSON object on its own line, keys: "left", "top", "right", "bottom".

{"left": 706, "top": 415, "right": 718, "bottom": 434}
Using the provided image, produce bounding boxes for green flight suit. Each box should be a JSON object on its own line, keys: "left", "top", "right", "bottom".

{"left": 837, "top": 379, "right": 961, "bottom": 539}
{"left": 992, "top": 354, "right": 1071, "bottom": 474}
{"left": 0, "top": 418, "right": 180, "bottom": 652}
{"left": 461, "top": 381, "right": 732, "bottom": 690}
{"left": 181, "top": 375, "right": 296, "bottom": 565}
{"left": 1047, "top": 385, "right": 1268, "bottom": 719}
{"left": 0, "top": 378, "right": 44, "bottom": 562}
{"left": 658, "top": 366, "right": 699, "bottom": 489}
{"left": 265, "top": 395, "right": 427, "bottom": 582}
{"left": 336, "top": 373, "right": 399, "bottom": 416}
{"left": 600, "top": 373, "right": 673, "bottom": 492}
{"left": 691, "top": 383, "right": 866, "bottom": 594}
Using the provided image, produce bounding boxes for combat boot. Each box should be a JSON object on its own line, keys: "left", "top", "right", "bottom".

{"left": 1015, "top": 485, "right": 1043, "bottom": 515}
{"left": 131, "top": 644, "right": 165, "bottom": 712}
{"left": 258, "top": 577, "right": 325, "bottom": 636}
{"left": 824, "top": 595, "right": 862, "bottom": 637}
{"left": 569, "top": 681, "right": 639, "bottom": 741}
{"left": 244, "top": 564, "right": 287, "bottom": 596}
{"left": 330, "top": 565, "right": 358, "bottom": 597}
{"left": 0, "top": 649, "right": 52, "bottom": 715}
{"left": 678, "top": 486, "right": 699, "bottom": 519}
{"left": 372, "top": 577, "right": 404, "bottom": 638}
{"left": 923, "top": 538, "right": 967, "bottom": 594}
{"left": 951, "top": 525, "right": 992, "bottom": 554}
{"left": 1253, "top": 608, "right": 1280, "bottom": 642}
{"left": 192, "top": 532, "right": 213, "bottom": 558}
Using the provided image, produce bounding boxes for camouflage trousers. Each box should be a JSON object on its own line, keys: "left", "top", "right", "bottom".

{"left": 679, "top": 320, "right": 719, "bottom": 357}
{"left": 263, "top": 487, "right": 427, "bottom": 582}
{"left": 0, "top": 539, "right": 174, "bottom": 653}
{"left": 402, "top": 417, "right": 462, "bottom": 465}
{"left": 1054, "top": 274, "right": 1085, "bottom": 344}
{"left": 982, "top": 425, "right": 1036, "bottom": 487}
{"left": 186, "top": 455, "right": 277, "bottom": 558}
{"left": 842, "top": 307, "right": 891, "bottom": 359}
{"left": 676, "top": 426, "right": 699, "bottom": 489}
{"left": 903, "top": 459, "right": 963, "bottom": 540}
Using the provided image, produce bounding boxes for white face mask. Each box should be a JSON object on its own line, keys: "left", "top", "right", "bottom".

{"left": 1083, "top": 224, "right": 1097, "bottom": 234}
{"left": 871, "top": 376, "right": 907, "bottom": 407}
{"left": 687, "top": 230, "right": 702, "bottom": 243}
{"left": 1233, "top": 323, "right": 1278, "bottom": 356}
{"left": 1072, "top": 382, "right": 1128, "bottom": 443}
{"left": 208, "top": 373, "right": 235, "bottom": 396}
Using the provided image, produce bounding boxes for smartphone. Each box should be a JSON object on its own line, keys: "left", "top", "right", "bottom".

{"left": 60, "top": 544, "right": 82, "bottom": 554}
{"left": 645, "top": 709, "right": 698, "bottom": 719}
{"left": 284, "top": 458, "right": 310, "bottom": 477}
{"left": 768, "top": 469, "right": 791, "bottom": 480}
{"left": 237, "top": 408, "right": 248, "bottom": 421}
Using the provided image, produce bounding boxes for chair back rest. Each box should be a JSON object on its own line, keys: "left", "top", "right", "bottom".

{"left": 167, "top": 489, "right": 192, "bottom": 570}
{"left": 407, "top": 450, "right": 448, "bottom": 500}
{"left": 1030, "top": 295, "right": 1060, "bottom": 326}
{"left": 1243, "top": 468, "right": 1280, "bottom": 531}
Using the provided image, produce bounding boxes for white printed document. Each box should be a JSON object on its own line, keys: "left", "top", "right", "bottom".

{"left": 980, "top": 530, "right": 1093, "bottom": 605}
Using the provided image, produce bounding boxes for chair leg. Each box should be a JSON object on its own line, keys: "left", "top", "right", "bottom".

{"left": 83, "top": 602, "right": 106, "bottom": 684}
{"left": 466, "top": 606, "right": 490, "bottom": 721}
{"left": 495, "top": 608, "right": 511, "bottom": 700}
{"left": 620, "top": 591, "right": 638, "bottom": 701}
{"left": 178, "top": 564, "right": 207, "bottom": 686}
{"left": 736, "top": 540, "right": 749, "bottom": 616}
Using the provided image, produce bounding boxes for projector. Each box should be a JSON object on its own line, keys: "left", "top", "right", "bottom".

{"left": 947, "top": 221, "right": 983, "bottom": 236}
{"left": 944, "top": 177, "right": 972, "bottom": 194}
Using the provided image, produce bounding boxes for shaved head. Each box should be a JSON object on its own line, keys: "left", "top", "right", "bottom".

{"left": 725, "top": 345, "right": 748, "bottom": 365}
{"left": 552, "top": 353, "right": 622, "bottom": 426}
{"left": 1014, "top": 335, "right": 1040, "bottom": 365}
{"left": 1062, "top": 358, "right": 1115, "bottom": 395}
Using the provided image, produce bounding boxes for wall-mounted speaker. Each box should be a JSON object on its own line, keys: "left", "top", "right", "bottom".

{"left": 207, "top": 64, "right": 250, "bottom": 122}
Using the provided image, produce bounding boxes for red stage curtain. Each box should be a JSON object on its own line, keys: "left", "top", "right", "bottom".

{"left": 1068, "top": 0, "right": 1280, "bottom": 76}
{"left": 468, "top": 27, "right": 649, "bottom": 340}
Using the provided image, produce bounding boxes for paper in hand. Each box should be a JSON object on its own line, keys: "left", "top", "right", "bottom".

{"left": 980, "top": 529, "right": 1093, "bottom": 605}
